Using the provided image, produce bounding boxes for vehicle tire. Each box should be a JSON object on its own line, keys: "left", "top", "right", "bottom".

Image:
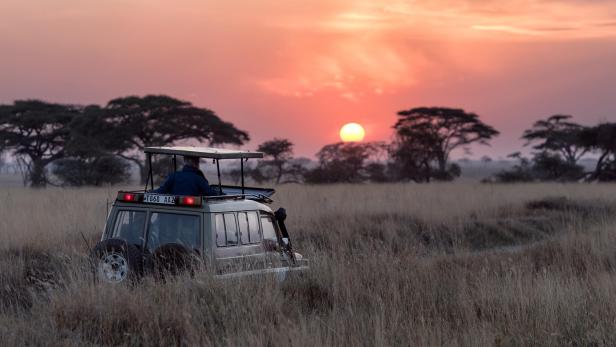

{"left": 152, "top": 243, "right": 201, "bottom": 280}
{"left": 90, "top": 238, "right": 144, "bottom": 284}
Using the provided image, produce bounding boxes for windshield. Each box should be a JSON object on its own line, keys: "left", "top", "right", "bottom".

{"left": 146, "top": 212, "right": 201, "bottom": 253}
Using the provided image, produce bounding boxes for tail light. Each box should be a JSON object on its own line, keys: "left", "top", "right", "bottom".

{"left": 178, "top": 196, "right": 202, "bottom": 207}
{"left": 117, "top": 192, "right": 143, "bottom": 202}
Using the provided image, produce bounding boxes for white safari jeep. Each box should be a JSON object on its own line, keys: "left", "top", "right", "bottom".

{"left": 91, "top": 146, "right": 307, "bottom": 284}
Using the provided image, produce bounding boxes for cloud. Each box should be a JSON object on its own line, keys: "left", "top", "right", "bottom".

{"left": 471, "top": 25, "right": 546, "bottom": 36}
{"left": 255, "top": 0, "right": 616, "bottom": 100}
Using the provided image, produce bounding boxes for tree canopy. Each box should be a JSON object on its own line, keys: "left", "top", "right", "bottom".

{"left": 305, "top": 142, "right": 384, "bottom": 183}
{"left": 391, "top": 107, "right": 499, "bottom": 181}
{"left": 0, "top": 100, "right": 78, "bottom": 186}
{"left": 51, "top": 105, "right": 132, "bottom": 186}
{"left": 256, "top": 138, "right": 294, "bottom": 184}
{"left": 579, "top": 123, "right": 616, "bottom": 181}
{"left": 0, "top": 95, "right": 250, "bottom": 186}
{"left": 522, "top": 115, "right": 587, "bottom": 165}
{"left": 103, "top": 95, "right": 250, "bottom": 182}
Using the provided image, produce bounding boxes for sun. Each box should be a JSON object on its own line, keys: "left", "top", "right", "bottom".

{"left": 339, "top": 122, "right": 365, "bottom": 142}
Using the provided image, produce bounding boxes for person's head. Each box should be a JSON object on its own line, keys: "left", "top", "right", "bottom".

{"left": 183, "top": 155, "right": 200, "bottom": 168}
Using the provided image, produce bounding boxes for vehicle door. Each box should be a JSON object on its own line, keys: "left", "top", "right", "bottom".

{"left": 259, "top": 212, "right": 290, "bottom": 268}
{"left": 212, "top": 211, "right": 266, "bottom": 274}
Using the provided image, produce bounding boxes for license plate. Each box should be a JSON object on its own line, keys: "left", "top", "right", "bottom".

{"left": 143, "top": 194, "right": 176, "bottom": 205}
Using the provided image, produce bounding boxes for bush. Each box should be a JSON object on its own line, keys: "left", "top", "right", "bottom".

{"left": 52, "top": 156, "right": 130, "bottom": 186}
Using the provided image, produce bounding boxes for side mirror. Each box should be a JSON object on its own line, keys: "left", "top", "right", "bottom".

{"left": 274, "top": 208, "right": 287, "bottom": 221}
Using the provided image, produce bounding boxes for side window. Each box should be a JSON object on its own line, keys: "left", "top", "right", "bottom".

{"left": 238, "top": 211, "right": 261, "bottom": 244}
{"left": 215, "top": 214, "right": 226, "bottom": 247}
{"left": 215, "top": 213, "right": 239, "bottom": 247}
{"left": 111, "top": 210, "right": 146, "bottom": 247}
{"left": 261, "top": 215, "right": 277, "bottom": 242}
{"left": 224, "top": 213, "right": 238, "bottom": 246}
{"left": 146, "top": 213, "right": 201, "bottom": 253}
{"left": 238, "top": 212, "right": 249, "bottom": 244}
{"left": 248, "top": 212, "right": 261, "bottom": 243}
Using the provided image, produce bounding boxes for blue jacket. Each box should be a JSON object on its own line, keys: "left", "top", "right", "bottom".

{"left": 153, "top": 165, "right": 219, "bottom": 196}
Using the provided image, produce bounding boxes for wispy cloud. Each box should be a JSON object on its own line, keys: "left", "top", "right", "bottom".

{"left": 257, "top": 0, "right": 616, "bottom": 100}
{"left": 471, "top": 25, "right": 545, "bottom": 36}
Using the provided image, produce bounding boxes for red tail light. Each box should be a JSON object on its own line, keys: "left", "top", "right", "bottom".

{"left": 117, "top": 192, "right": 143, "bottom": 202}
{"left": 179, "top": 196, "right": 201, "bottom": 207}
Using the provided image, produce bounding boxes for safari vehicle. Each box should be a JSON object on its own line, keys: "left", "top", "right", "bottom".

{"left": 91, "top": 146, "right": 307, "bottom": 283}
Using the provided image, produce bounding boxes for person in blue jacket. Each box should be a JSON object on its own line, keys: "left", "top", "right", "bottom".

{"left": 152, "top": 156, "right": 220, "bottom": 196}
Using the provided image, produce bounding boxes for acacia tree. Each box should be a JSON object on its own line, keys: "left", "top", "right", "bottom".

{"left": 391, "top": 107, "right": 499, "bottom": 181}
{"left": 0, "top": 100, "right": 78, "bottom": 187}
{"left": 304, "top": 142, "right": 384, "bottom": 183}
{"left": 52, "top": 105, "right": 132, "bottom": 186}
{"left": 522, "top": 115, "right": 587, "bottom": 165}
{"left": 579, "top": 123, "right": 616, "bottom": 181}
{"left": 389, "top": 131, "right": 438, "bottom": 182}
{"left": 256, "top": 138, "right": 294, "bottom": 184}
{"left": 103, "top": 95, "right": 249, "bottom": 183}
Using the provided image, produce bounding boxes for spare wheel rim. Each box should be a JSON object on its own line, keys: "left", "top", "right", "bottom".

{"left": 99, "top": 252, "right": 129, "bottom": 283}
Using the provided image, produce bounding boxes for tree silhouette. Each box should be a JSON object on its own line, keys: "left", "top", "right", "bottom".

{"left": 53, "top": 105, "right": 131, "bottom": 186}
{"left": 579, "top": 123, "right": 616, "bottom": 181}
{"left": 0, "top": 100, "right": 77, "bottom": 187}
{"left": 531, "top": 151, "right": 584, "bottom": 181}
{"left": 52, "top": 156, "right": 130, "bottom": 186}
{"left": 481, "top": 155, "right": 492, "bottom": 164}
{"left": 305, "top": 142, "right": 383, "bottom": 183}
{"left": 494, "top": 152, "right": 534, "bottom": 183}
{"left": 256, "top": 138, "right": 294, "bottom": 184}
{"left": 103, "top": 95, "right": 249, "bottom": 183}
{"left": 391, "top": 107, "right": 499, "bottom": 181}
{"left": 389, "top": 131, "right": 437, "bottom": 182}
{"left": 522, "top": 115, "right": 587, "bottom": 165}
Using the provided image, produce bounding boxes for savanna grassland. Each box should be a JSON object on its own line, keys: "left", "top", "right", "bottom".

{"left": 2, "top": 183, "right": 616, "bottom": 346}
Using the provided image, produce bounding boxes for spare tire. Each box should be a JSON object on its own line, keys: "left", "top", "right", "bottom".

{"left": 90, "top": 238, "right": 144, "bottom": 284}
{"left": 152, "top": 243, "right": 201, "bottom": 279}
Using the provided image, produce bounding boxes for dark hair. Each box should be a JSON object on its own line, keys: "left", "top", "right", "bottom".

{"left": 183, "top": 156, "right": 200, "bottom": 167}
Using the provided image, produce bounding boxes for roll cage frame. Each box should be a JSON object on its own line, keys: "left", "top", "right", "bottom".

{"left": 142, "top": 146, "right": 273, "bottom": 202}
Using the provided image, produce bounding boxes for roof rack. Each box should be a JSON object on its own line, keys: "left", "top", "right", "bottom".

{"left": 144, "top": 146, "right": 263, "bottom": 159}
{"left": 205, "top": 194, "right": 274, "bottom": 204}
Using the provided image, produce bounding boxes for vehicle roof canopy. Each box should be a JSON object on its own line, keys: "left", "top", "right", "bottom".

{"left": 144, "top": 146, "right": 263, "bottom": 160}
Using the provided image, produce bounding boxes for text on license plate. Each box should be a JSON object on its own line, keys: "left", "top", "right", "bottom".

{"left": 143, "top": 194, "right": 176, "bottom": 205}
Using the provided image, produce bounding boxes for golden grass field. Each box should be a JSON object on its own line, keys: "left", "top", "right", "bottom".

{"left": 2, "top": 183, "right": 616, "bottom": 346}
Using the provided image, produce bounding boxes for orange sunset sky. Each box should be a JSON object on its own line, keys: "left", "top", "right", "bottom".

{"left": 1, "top": 0, "right": 616, "bottom": 158}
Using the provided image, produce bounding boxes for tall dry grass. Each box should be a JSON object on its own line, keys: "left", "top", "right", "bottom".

{"left": 1, "top": 183, "right": 616, "bottom": 345}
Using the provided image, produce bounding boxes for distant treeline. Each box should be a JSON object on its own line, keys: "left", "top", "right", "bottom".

{"left": 1, "top": 95, "right": 615, "bottom": 187}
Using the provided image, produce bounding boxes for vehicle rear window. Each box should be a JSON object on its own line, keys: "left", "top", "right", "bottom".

{"left": 146, "top": 213, "right": 200, "bottom": 253}
{"left": 238, "top": 211, "right": 261, "bottom": 244}
{"left": 111, "top": 210, "right": 146, "bottom": 247}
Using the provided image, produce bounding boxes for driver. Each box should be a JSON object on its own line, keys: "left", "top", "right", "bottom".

{"left": 152, "top": 155, "right": 219, "bottom": 196}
